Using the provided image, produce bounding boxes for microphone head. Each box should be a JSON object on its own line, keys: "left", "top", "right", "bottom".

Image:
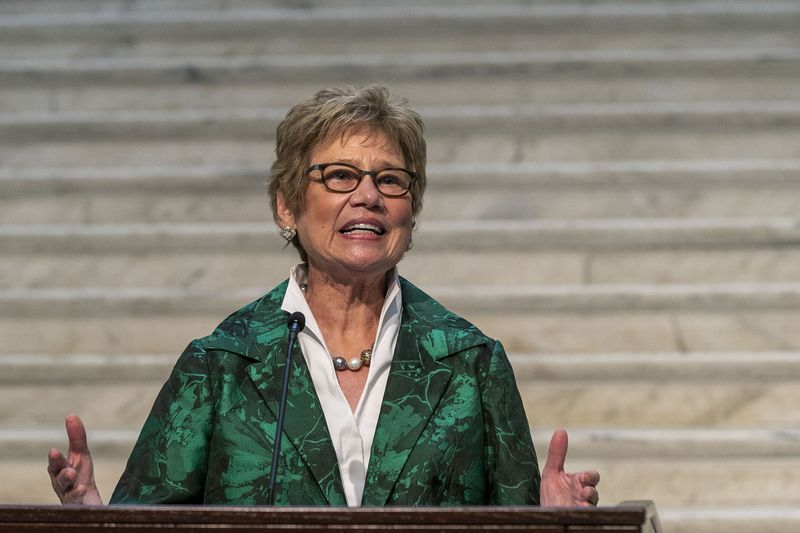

{"left": 287, "top": 311, "right": 306, "bottom": 333}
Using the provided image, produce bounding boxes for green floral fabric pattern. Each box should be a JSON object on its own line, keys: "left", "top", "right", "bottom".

{"left": 110, "top": 278, "right": 541, "bottom": 506}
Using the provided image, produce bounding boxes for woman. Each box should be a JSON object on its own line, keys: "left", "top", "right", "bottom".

{"left": 48, "top": 85, "right": 599, "bottom": 507}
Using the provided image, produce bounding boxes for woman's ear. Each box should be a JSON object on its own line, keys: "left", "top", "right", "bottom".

{"left": 275, "top": 192, "right": 296, "bottom": 229}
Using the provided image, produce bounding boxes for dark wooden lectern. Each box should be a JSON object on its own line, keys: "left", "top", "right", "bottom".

{"left": 0, "top": 501, "right": 662, "bottom": 532}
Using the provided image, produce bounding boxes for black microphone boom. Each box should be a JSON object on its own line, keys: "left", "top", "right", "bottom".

{"left": 266, "top": 311, "right": 306, "bottom": 505}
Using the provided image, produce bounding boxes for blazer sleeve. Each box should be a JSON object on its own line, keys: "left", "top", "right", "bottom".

{"left": 479, "top": 339, "right": 541, "bottom": 505}
{"left": 110, "top": 340, "right": 214, "bottom": 504}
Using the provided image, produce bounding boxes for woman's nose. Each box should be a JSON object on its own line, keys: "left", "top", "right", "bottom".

{"left": 348, "top": 173, "right": 384, "bottom": 208}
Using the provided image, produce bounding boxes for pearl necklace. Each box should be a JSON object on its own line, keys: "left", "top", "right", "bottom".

{"left": 333, "top": 349, "right": 372, "bottom": 372}
{"left": 299, "top": 283, "right": 373, "bottom": 372}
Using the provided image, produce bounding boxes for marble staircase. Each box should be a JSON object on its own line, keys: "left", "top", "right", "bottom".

{"left": 2, "top": 2, "right": 800, "bottom": 531}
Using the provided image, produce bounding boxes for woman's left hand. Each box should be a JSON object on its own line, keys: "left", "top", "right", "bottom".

{"left": 540, "top": 429, "right": 600, "bottom": 507}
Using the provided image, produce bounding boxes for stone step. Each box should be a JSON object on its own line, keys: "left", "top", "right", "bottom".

{"left": 0, "top": 353, "right": 176, "bottom": 383}
{"left": 0, "top": 0, "right": 790, "bottom": 13}
{"left": 7, "top": 245, "right": 800, "bottom": 289}
{"left": 6, "top": 1, "right": 798, "bottom": 26}
{"left": 0, "top": 383, "right": 162, "bottom": 430}
{"left": 522, "top": 382, "right": 800, "bottom": 430}
{"left": 0, "top": 0, "right": 530, "bottom": 14}
{"left": 7, "top": 465, "right": 800, "bottom": 533}
{"left": 510, "top": 351, "right": 800, "bottom": 382}
{"left": 3, "top": 284, "right": 800, "bottom": 354}
{"left": 11, "top": 375, "right": 800, "bottom": 430}
{"left": 4, "top": 219, "right": 800, "bottom": 286}
{"left": 5, "top": 218, "right": 800, "bottom": 253}
{"left": 2, "top": 352, "right": 798, "bottom": 430}
{"left": 9, "top": 282, "right": 800, "bottom": 316}
{"left": 3, "top": 48, "right": 799, "bottom": 88}
{"left": 4, "top": 458, "right": 127, "bottom": 506}
{"left": 4, "top": 161, "right": 800, "bottom": 223}
{"left": 4, "top": 426, "right": 798, "bottom": 461}
{"left": 5, "top": 75, "right": 800, "bottom": 114}
{"left": 660, "top": 507, "right": 800, "bottom": 533}
{"left": 5, "top": 351, "right": 800, "bottom": 384}
{"left": 2, "top": 3, "right": 797, "bottom": 60}
{"left": 572, "top": 456, "right": 800, "bottom": 509}
{"left": 3, "top": 427, "right": 798, "bottom": 508}
{"left": 6, "top": 101, "right": 800, "bottom": 142}
{"left": 4, "top": 103, "right": 800, "bottom": 167}
{"left": 0, "top": 0, "right": 541, "bottom": 14}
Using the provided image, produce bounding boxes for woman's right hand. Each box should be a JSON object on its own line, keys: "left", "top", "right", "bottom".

{"left": 47, "top": 414, "right": 103, "bottom": 505}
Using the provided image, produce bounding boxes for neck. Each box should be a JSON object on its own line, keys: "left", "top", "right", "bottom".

{"left": 303, "top": 264, "right": 390, "bottom": 337}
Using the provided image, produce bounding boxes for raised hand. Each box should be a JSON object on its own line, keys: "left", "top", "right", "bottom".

{"left": 540, "top": 429, "right": 600, "bottom": 507}
{"left": 47, "top": 414, "right": 103, "bottom": 505}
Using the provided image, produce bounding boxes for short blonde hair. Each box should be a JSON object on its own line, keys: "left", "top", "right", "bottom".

{"left": 268, "top": 84, "right": 427, "bottom": 257}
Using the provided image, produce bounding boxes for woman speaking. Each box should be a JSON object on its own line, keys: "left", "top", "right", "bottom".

{"left": 48, "top": 85, "right": 599, "bottom": 507}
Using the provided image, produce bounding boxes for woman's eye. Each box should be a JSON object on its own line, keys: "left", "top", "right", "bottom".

{"left": 328, "top": 170, "right": 357, "bottom": 181}
{"left": 377, "top": 174, "right": 400, "bottom": 185}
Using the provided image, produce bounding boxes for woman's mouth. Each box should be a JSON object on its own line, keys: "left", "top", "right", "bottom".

{"left": 340, "top": 223, "right": 386, "bottom": 235}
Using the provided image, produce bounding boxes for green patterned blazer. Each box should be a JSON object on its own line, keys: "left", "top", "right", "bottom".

{"left": 110, "top": 278, "right": 541, "bottom": 506}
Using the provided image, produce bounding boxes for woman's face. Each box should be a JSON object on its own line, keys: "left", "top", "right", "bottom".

{"left": 277, "top": 127, "right": 414, "bottom": 281}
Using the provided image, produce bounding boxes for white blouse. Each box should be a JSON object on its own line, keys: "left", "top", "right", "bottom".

{"left": 280, "top": 264, "right": 402, "bottom": 507}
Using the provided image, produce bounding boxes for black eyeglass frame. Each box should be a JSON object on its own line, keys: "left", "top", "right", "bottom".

{"left": 305, "top": 162, "right": 417, "bottom": 198}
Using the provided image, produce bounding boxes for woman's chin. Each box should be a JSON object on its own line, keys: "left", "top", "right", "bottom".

{"left": 332, "top": 250, "right": 401, "bottom": 276}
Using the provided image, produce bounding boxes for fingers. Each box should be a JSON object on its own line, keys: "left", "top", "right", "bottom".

{"left": 51, "top": 463, "right": 95, "bottom": 504}
{"left": 49, "top": 415, "right": 92, "bottom": 504}
{"left": 48, "top": 448, "right": 78, "bottom": 495}
{"left": 65, "top": 414, "right": 90, "bottom": 455}
{"left": 48, "top": 447, "right": 72, "bottom": 503}
{"left": 579, "top": 470, "right": 601, "bottom": 487}
{"left": 48, "top": 455, "right": 78, "bottom": 502}
{"left": 47, "top": 448, "right": 68, "bottom": 476}
{"left": 55, "top": 466, "right": 77, "bottom": 490}
{"left": 542, "top": 428, "right": 568, "bottom": 475}
{"left": 580, "top": 485, "right": 599, "bottom": 506}
{"left": 62, "top": 483, "right": 89, "bottom": 504}
{"left": 574, "top": 470, "right": 600, "bottom": 506}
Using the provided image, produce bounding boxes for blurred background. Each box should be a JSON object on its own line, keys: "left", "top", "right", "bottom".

{"left": 1, "top": 1, "right": 800, "bottom": 530}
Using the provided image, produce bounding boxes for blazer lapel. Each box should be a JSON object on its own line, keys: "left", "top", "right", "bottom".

{"left": 207, "top": 283, "right": 345, "bottom": 505}
{"left": 361, "top": 280, "right": 457, "bottom": 506}
{"left": 246, "top": 335, "right": 346, "bottom": 505}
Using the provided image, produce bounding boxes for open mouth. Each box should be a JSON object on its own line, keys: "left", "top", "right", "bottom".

{"left": 340, "top": 223, "right": 386, "bottom": 235}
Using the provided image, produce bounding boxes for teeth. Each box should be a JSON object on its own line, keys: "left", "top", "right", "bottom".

{"left": 342, "top": 223, "right": 384, "bottom": 234}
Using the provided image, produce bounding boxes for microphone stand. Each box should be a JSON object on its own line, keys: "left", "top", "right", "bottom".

{"left": 266, "top": 311, "right": 305, "bottom": 506}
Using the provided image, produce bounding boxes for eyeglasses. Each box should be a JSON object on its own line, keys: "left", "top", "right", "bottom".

{"left": 306, "top": 162, "right": 416, "bottom": 198}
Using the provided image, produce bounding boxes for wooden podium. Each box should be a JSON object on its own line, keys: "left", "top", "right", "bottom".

{"left": 0, "top": 502, "right": 662, "bottom": 532}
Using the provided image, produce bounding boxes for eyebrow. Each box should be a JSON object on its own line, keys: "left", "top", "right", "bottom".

{"left": 335, "top": 158, "right": 407, "bottom": 169}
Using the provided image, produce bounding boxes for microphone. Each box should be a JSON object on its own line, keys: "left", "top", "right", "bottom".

{"left": 287, "top": 311, "right": 305, "bottom": 335}
{"left": 266, "top": 311, "right": 306, "bottom": 505}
